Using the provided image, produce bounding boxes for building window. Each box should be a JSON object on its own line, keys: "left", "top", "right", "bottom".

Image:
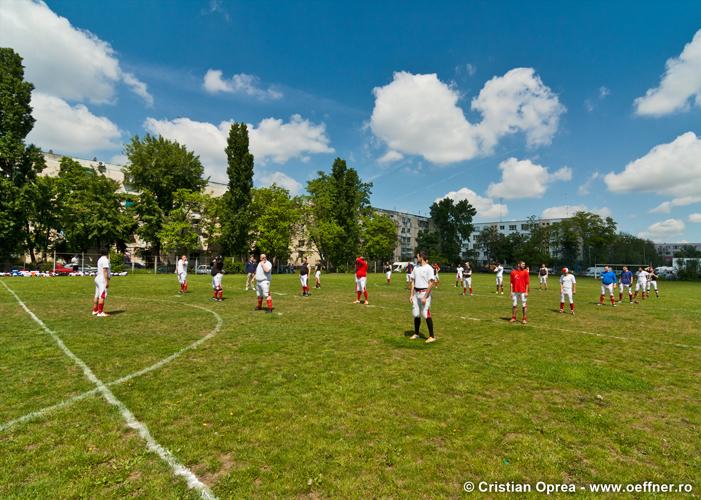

{"left": 499, "top": 225, "right": 504, "bottom": 230}
{"left": 521, "top": 224, "right": 529, "bottom": 230}
{"left": 509, "top": 225, "right": 517, "bottom": 231}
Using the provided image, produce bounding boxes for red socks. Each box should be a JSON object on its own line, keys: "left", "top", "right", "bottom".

{"left": 97, "top": 302, "right": 104, "bottom": 313}
{"left": 363, "top": 290, "right": 368, "bottom": 301}
{"left": 560, "top": 302, "right": 564, "bottom": 311}
{"left": 469, "top": 287, "right": 472, "bottom": 295}
{"left": 357, "top": 291, "right": 361, "bottom": 301}
{"left": 93, "top": 303, "right": 98, "bottom": 313}
{"left": 257, "top": 297, "right": 263, "bottom": 309}
{"left": 610, "top": 296, "right": 615, "bottom": 305}
{"left": 570, "top": 303, "right": 574, "bottom": 312}
{"left": 267, "top": 297, "right": 273, "bottom": 311}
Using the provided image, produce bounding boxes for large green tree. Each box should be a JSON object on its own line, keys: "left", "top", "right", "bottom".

{"left": 0, "top": 48, "right": 46, "bottom": 259}
{"left": 249, "top": 185, "right": 302, "bottom": 264}
{"left": 158, "top": 189, "right": 218, "bottom": 255}
{"left": 123, "top": 134, "right": 205, "bottom": 255}
{"left": 416, "top": 197, "right": 476, "bottom": 264}
{"left": 306, "top": 158, "right": 372, "bottom": 269}
{"left": 362, "top": 213, "right": 398, "bottom": 263}
{"left": 220, "top": 123, "right": 254, "bottom": 258}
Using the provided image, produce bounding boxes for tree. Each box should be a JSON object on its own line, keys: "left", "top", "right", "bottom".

{"left": 550, "top": 218, "right": 580, "bottom": 266}
{"left": 123, "top": 134, "right": 206, "bottom": 255}
{"left": 606, "top": 233, "right": 660, "bottom": 265}
{"left": 23, "top": 176, "right": 62, "bottom": 264}
{"left": 220, "top": 123, "right": 254, "bottom": 258}
{"left": 158, "top": 189, "right": 217, "bottom": 255}
{"left": 0, "top": 48, "right": 46, "bottom": 259}
{"left": 362, "top": 213, "right": 398, "bottom": 263}
{"left": 249, "top": 185, "right": 302, "bottom": 264}
{"left": 416, "top": 197, "right": 476, "bottom": 264}
{"left": 475, "top": 225, "right": 509, "bottom": 263}
{"left": 675, "top": 245, "right": 701, "bottom": 258}
{"left": 306, "top": 158, "right": 372, "bottom": 269}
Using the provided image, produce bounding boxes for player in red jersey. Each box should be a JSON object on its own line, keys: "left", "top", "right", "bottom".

{"left": 354, "top": 255, "right": 369, "bottom": 305}
{"left": 509, "top": 261, "right": 530, "bottom": 324}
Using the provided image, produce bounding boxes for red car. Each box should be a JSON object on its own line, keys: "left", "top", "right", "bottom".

{"left": 52, "top": 264, "right": 74, "bottom": 276}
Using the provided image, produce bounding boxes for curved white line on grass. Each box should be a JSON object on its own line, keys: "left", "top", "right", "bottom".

{"left": 1, "top": 299, "right": 222, "bottom": 432}
{"left": 0, "top": 282, "right": 217, "bottom": 499}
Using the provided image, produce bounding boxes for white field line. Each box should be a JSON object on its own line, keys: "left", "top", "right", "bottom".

{"left": 1, "top": 299, "right": 222, "bottom": 432}
{"left": 0, "top": 282, "right": 216, "bottom": 499}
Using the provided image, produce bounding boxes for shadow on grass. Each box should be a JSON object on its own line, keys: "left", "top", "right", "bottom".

{"left": 106, "top": 309, "right": 126, "bottom": 316}
{"left": 381, "top": 331, "right": 427, "bottom": 349}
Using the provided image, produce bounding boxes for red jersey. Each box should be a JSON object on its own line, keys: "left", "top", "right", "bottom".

{"left": 355, "top": 257, "right": 368, "bottom": 278}
{"left": 510, "top": 269, "right": 530, "bottom": 293}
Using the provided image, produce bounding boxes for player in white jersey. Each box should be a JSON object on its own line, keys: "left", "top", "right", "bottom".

{"left": 409, "top": 251, "right": 436, "bottom": 344}
{"left": 633, "top": 267, "right": 649, "bottom": 302}
{"left": 176, "top": 254, "right": 188, "bottom": 294}
{"left": 559, "top": 267, "right": 576, "bottom": 315}
{"left": 462, "top": 262, "right": 473, "bottom": 296}
{"left": 646, "top": 266, "right": 660, "bottom": 298}
{"left": 92, "top": 248, "right": 111, "bottom": 317}
{"left": 315, "top": 266, "right": 322, "bottom": 289}
{"left": 384, "top": 262, "right": 392, "bottom": 285}
{"left": 494, "top": 263, "right": 504, "bottom": 294}
{"left": 211, "top": 256, "right": 224, "bottom": 301}
{"left": 455, "top": 264, "right": 464, "bottom": 288}
{"left": 255, "top": 254, "right": 274, "bottom": 313}
{"left": 538, "top": 263, "right": 549, "bottom": 291}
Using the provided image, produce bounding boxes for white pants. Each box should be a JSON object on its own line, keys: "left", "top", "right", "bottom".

{"left": 435, "top": 273, "right": 440, "bottom": 281}
{"left": 456, "top": 273, "right": 463, "bottom": 281}
{"left": 212, "top": 273, "right": 223, "bottom": 289}
{"left": 256, "top": 279, "right": 270, "bottom": 297}
{"left": 178, "top": 272, "right": 187, "bottom": 285}
{"left": 620, "top": 283, "right": 632, "bottom": 295}
{"left": 406, "top": 274, "right": 411, "bottom": 282}
{"left": 315, "top": 271, "right": 321, "bottom": 280}
{"left": 511, "top": 292, "right": 527, "bottom": 306}
{"left": 635, "top": 280, "right": 647, "bottom": 292}
{"left": 412, "top": 291, "right": 432, "bottom": 319}
{"left": 601, "top": 283, "right": 614, "bottom": 295}
{"left": 539, "top": 275, "right": 548, "bottom": 284}
{"left": 647, "top": 280, "right": 658, "bottom": 291}
{"left": 463, "top": 277, "right": 472, "bottom": 288}
{"left": 560, "top": 290, "right": 574, "bottom": 304}
{"left": 386, "top": 271, "right": 392, "bottom": 280}
{"left": 355, "top": 276, "right": 367, "bottom": 292}
{"left": 300, "top": 275, "right": 308, "bottom": 288}
{"left": 496, "top": 276, "right": 503, "bottom": 286}
{"left": 94, "top": 279, "right": 108, "bottom": 299}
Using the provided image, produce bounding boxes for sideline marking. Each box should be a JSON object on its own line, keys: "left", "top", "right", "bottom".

{"left": 0, "top": 282, "right": 216, "bottom": 499}
{"left": 1, "top": 298, "right": 223, "bottom": 432}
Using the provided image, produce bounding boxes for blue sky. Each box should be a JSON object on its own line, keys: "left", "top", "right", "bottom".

{"left": 2, "top": 0, "right": 701, "bottom": 242}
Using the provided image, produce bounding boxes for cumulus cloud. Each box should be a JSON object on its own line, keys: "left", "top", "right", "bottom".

{"left": 649, "top": 195, "right": 701, "bottom": 214}
{"left": 257, "top": 171, "right": 302, "bottom": 195}
{"left": 370, "top": 68, "right": 564, "bottom": 165}
{"left": 689, "top": 213, "right": 701, "bottom": 223}
{"left": 144, "top": 114, "right": 333, "bottom": 180}
{"left": 578, "top": 171, "right": 600, "bottom": 195}
{"left": 0, "top": 0, "right": 152, "bottom": 105}
{"left": 203, "top": 69, "right": 282, "bottom": 100}
{"left": 377, "top": 150, "right": 404, "bottom": 164}
{"left": 634, "top": 29, "right": 701, "bottom": 116}
{"left": 27, "top": 92, "right": 121, "bottom": 153}
{"left": 486, "top": 158, "right": 571, "bottom": 199}
{"left": 638, "top": 218, "right": 685, "bottom": 242}
{"left": 604, "top": 132, "right": 701, "bottom": 197}
{"left": 542, "top": 205, "right": 611, "bottom": 219}
{"left": 438, "top": 188, "right": 507, "bottom": 219}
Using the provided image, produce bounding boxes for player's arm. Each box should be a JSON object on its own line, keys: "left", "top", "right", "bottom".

{"left": 409, "top": 276, "right": 415, "bottom": 304}
{"left": 103, "top": 267, "right": 110, "bottom": 287}
{"left": 422, "top": 277, "right": 434, "bottom": 304}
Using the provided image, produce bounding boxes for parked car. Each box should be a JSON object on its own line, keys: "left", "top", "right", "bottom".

{"left": 583, "top": 266, "right": 606, "bottom": 277}
{"left": 196, "top": 264, "right": 211, "bottom": 275}
{"left": 51, "top": 264, "right": 74, "bottom": 276}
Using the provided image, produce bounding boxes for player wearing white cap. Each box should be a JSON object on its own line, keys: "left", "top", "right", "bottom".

{"left": 409, "top": 251, "right": 436, "bottom": 344}
{"left": 559, "top": 267, "right": 576, "bottom": 315}
{"left": 255, "top": 254, "right": 274, "bottom": 313}
{"left": 91, "top": 248, "right": 111, "bottom": 317}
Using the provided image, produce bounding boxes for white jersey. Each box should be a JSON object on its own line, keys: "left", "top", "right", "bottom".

{"left": 637, "top": 270, "right": 649, "bottom": 282}
{"left": 495, "top": 265, "right": 504, "bottom": 278}
{"left": 560, "top": 274, "right": 576, "bottom": 292}
{"left": 412, "top": 263, "right": 435, "bottom": 289}
{"left": 96, "top": 255, "right": 110, "bottom": 283}
{"left": 256, "top": 261, "right": 272, "bottom": 281}
{"left": 456, "top": 266, "right": 464, "bottom": 279}
{"left": 177, "top": 259, "right": 187, "bottom": 274}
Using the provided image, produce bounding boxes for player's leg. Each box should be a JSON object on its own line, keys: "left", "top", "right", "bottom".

{"left": 609, "top": 284, "right": 616, "bottom": 306}
{"left": 560, "top": 291, "right": 565, "bottom": 312}
{"left": 265, "top": 281, "right": 273, "bottom": 312}
{"left": 423, "top": 294, "right": 435, "bottom": 343}
{"left": 362, "top": 277, "right": 369, "bottom": 304}
{"left": 521, "top": 293, "right": 528, "bottom": 323}
{"left": 628, "top": 284, "right": 633, "bottom": 303}
{"left": 568, "top": 291, "right": 575, "bottom": 314}
{"left": 92, "top": 282, "right": 100, "bottom": 314}
{"left": 410, "top": 294, "right": 421, "bottom": 339}
{"left": 510, "top": 292, "right": 518, "bottom": 322}
{"left": 96, "top": 285, "right": 108, "bottom": 316}
{"left": 354, "top": 277, "right": 362, "bottom": 303}
{"left": 468, "top": 277, "right": 473, "bottom": 296}
{"left": 599, "top": 285, "right": 606, "bottom": 305}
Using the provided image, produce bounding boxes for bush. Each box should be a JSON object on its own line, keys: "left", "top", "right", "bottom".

{"left": 38, "top": 261, "right": 53, "bottom": 272}
{"left": 224, "top": 258, "right": 244, "bottom": 274}
{"left": 676, "top": 260, "right": 700, "bottom": 281}
{"left": 109, "top": 251, "right": 125, "bottom": 272}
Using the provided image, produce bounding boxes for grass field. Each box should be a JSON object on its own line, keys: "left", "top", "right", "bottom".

{"left": 1, "top": 272, "right": 699, "bottom": 498}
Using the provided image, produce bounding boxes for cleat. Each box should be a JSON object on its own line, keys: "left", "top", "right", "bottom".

{"left": 92, "top": 311, "right": 98, "bottom": 315}
{"left": 410, "top": 334, "right": 420, "bottom": 339}
{"left": 571, "top": 311, "right": 575, "bottom": 316}
{"left": 612, "top": 303, "right": 616, "bottom": 307}
{"left": 265, "top": 309, "right": 272, "bottom": 314}
{"left": 425, "top": 337, "right": 436, "bottom": 344}
{"left": 353, "top": 300, "right": 361, "bottom": 304}
{"left": 559, "top": 310, "right": 564, "bottom": 313}
{"left": 364, "top": 301, "right": 369, "bottom": 305}
{"left": 255, "top": 306, "right": 262, "bottom": 311}
{"left": 96, "top": 312, "right": 110, "bottom": 317}
{"left": 521, "top": 319, "right": 528, "bottom": 325}
{"left": 509, "top": 317, "right": 517, "bottom": 323}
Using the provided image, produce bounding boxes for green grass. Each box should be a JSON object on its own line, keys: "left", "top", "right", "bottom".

{"left": 1, "top": 273, "right": 699, "bottom": 498}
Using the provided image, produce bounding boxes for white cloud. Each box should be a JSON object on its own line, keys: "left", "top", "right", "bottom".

{"left": 203, "top": 69, "right": 282, "bottom": 100}
{"left": 578, "top": 171, "right": 600, "bottom": 195}
{"left": 604, "top": 132, "right": 701, "bottom": 197}
{"left": 377, "top": 150, "right": 404, "bottom": 164}
{"left": 486, "top": 158, "right": 571, "bottom": 199}
{"left": 144, "top": 114, "right": 333, "bottom": 181}
{"left": 258, "top": 171, "right": 302, "bottom": 195}
{"left": 635, "top": 29, "right": 701, "bottom": 116}
{"left": 599, "top": 86, "right": 611, "bottom": 98}
{"left": 438, "top": 188, "right": 507, "bottom": 219}
{"left": 0, "top": 0, "right": 152, "bottom": 105}
{"left": 27, "top": 92, "right": 121, "bottom": 153}
{"left": 638, "top": 218, "right": 685, "bottom": 242}
{"left": 689, "top": 213, "right": 701, "bottom": 223}
{"left": 649, "top": 195, "right": 701, "bottom": 214}
{"left": 109, "top": 154, "right": 128, "bottom": 165}
{"left": 370, "top": 68, "right": 564, "bottom": 165}
{"left": 542, "top": 205, "right": 611, "bottom": 219}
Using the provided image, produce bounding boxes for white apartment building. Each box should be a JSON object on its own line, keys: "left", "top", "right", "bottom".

{"left": 374, "top": 208, "right": 431, "bottom": 261}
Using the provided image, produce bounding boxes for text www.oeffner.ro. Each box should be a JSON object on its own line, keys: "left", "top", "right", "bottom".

{"left": 463, "top": 481, "right": 694, "bottom": 495}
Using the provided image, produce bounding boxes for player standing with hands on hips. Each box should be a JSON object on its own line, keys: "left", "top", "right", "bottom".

{"left": 510, "top": 261, "right": 530, "bottom": 324}
{"left": 559, "top": 267, "right": 576, "bottom": 315}
{"left": 255, "top": 254, "right": 274, "bottom": 313}
{"left": 354, "top": 255, "right": 369, "bottom": 305}
{"left": 410, "top": 251, "right": 436, "bottom": 344}
{"left": 92, "top": 248, "right": 111, "bottom": 317}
